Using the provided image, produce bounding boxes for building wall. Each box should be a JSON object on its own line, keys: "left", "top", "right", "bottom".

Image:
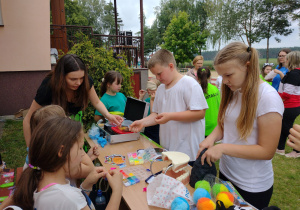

{"left": 0, "top": 0, "right": 50, "bottom": 115}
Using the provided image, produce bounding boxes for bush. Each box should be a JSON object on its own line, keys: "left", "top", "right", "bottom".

{"left": 68, "top": 33, "right": 135, "bottom": 130}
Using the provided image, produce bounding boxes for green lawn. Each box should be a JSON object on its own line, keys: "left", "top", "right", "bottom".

{"left": 0, "top": 117, "right": 299, "bottom": 209}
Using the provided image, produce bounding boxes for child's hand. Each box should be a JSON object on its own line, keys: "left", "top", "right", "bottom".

{"left": 200, "top": 144, "right": 223, "bottom": 167}
{"left": 106, "top": 170, "right": 123, "bottom": 193}
{"left": 150, "top": 92, "right": 156, "bottom": 101}
{"left": 196, "top": 137, "right": 215, "bottom": 158}
{"left": 273, "top": 69, "right": 280, "bottom": 74}
{"left": 82, "top": 167, "right": 107, "bottom": 190}
{"left": 155, "top": 112, "right": 171, "bottom": 124}
{"left": 129, "top": 120, "right": 144, "bottom": 133}
{"left": 87, "top": 145, "right": 100, "bottom": 161}
{"left": 139, "top": 90, "right": 146, "bottom": 100}
{"left": 287, "top": 124, "right": 300, "bottom": 151}
{"left": 107, "top": 114, "right": 123, "bottom": 126}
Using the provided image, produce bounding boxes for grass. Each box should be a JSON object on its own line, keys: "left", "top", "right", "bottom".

{"left": 0, "top": 117, "right": 299, "bottom": 209}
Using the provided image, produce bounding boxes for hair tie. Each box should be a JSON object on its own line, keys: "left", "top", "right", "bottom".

{"left": 247, "top": 47, "right": 251, "bottom": 53}
{"left": 201, "top": 68, "right": 206, "bottom": 72}
{"left": 28, "top": 164, "right": 41, "bottom": 170}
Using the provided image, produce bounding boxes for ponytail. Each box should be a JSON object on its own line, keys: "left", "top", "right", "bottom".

{"left": 13, "top": 167, "right": 42, "bottom": 209}
{"left": 197, "top": 67, "right": 211, "bottom": 94}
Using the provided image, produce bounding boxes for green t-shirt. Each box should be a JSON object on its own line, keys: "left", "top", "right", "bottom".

{"left": 260, "top": 74, "right": 272, "bottom": 85}
{"left": 204, "top": 83, "right": 221, "bottom": 136}
{"left": 95, "top": 92, "right": 127, "bottom": 116}
{"left": 145, "top": 97, "right": 151, "bottom": 116}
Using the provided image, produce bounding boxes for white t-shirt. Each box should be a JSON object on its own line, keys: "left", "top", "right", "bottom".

{"left": 153, "top": 75, "right": 208, "bottom": 161}
{"left": 219, "top": 82, "right": 284, "bottom": 192}
{"left": 34, "top": 180, "right": 88, "bottom": 210}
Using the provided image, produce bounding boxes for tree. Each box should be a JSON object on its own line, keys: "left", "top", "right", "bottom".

{"left": 77, "top": 0, "right": 106, "bottom": 34}
{"left": 154, "top": 0, "right": 208, "bottom": 45}
{"left": 258, "top": 0, "right": 293, "bottom": 62}
{"left": 64, "top": 0, "right": 89, "bottom": 26}
{"left": 204, "top": 0, "right": 238, "bottom": 50}
{"left": 161, "top": 11, "right": 208, "bottom": 65}
{"left": 102, "top": 1, "right": 123, "bottom": 35}
{"left": 144, "top": 20, "right": 160, "bottom": 55}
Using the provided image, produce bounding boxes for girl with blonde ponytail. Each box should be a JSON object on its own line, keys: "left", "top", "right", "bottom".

{"left": 196, "top": 42, "right": 284, "bottom": 209}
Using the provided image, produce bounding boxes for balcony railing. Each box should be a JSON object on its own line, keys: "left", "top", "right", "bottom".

{"left": 50, "top": 25, "right": 142, "bottom": 68}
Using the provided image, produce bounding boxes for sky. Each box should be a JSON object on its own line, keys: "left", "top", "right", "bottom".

{"left": 110, "top": 0, "right": 300, "bottom": 51}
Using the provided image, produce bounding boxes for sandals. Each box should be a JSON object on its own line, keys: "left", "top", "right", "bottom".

{"left": 276, "top": 149, "right": 285, "bottom": 155}
{"left": 285, "top": 151, "right": 300, "bottom": 158}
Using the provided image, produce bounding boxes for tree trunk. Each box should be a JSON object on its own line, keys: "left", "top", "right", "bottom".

{"left": 266, "top": 37, "right": 269, "bottom": 63}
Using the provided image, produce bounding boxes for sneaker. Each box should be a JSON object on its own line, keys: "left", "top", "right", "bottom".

{"left": 285, "top": 151, "right": 300, "bottom": 158}
{"left": 276, "top": 149, "right": 285, "bottom": 155}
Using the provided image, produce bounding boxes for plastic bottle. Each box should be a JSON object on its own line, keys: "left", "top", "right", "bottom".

{"left": 95, "top": 189, "right": 106, "bottom": 208}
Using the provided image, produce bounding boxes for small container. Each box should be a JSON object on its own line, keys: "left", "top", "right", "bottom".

{"left": 95, "top": 189, "right": 106, "bottom": 208}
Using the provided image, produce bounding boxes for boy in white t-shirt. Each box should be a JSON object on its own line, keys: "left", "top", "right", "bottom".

{"left": 130, "top": 49, "right": 208, "bottom": 162}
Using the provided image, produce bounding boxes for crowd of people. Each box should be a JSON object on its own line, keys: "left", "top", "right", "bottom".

{"left": 1, "top": 42, "right": 299, "bottom": 210}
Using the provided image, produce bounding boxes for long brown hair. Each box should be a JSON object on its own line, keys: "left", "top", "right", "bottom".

{"left": 49, "top": 54, "right": 90, "bottom": 114}
{"left": 13, "top": 117, "right": 82, "bottom": 209}
{"left": 197, "top": 66, "right": 211, "bottom": 94}
{"left": 214, "top": 42, "right": 260, "bottom": 140}
{"left": 100, "top": 71, "right": 123, "bottom": 96}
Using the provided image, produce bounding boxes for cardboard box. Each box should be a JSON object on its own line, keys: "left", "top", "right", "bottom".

{"left": 14, "top": 109, "right": 29, "bottom": 119}
{"left": 98, "top": 97, "right": 149, "bottom": 144}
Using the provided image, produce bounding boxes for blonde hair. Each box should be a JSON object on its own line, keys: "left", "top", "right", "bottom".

{"left": 193, "top": 55, "right": 204, "bottom": 65}
{"left": 30, "top": 105, "right": 66, "bottom": 133}
{"left": 148, "top": 49, "right": 176, "bottom": 69}
{"left": 286, "top": 51, "right": 300, "bottom": 71}
{"left": 147, "top": 78, "right": 161, "bottom": 90}
{"left": 214, "top": 42, "right": 260, "bottom": 140}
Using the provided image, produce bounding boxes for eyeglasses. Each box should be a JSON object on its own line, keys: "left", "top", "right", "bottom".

{"left": 278, "top": 55, "right": 286, "bottom": 58}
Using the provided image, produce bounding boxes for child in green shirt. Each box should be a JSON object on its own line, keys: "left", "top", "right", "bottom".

{"left": 197, "top": 67, "right": 221, "bottom": 137}
{"left": 260, "top": 63, "right": 273, "bottom": 85}
{"left": 94, "top": 71, "right": 127, "bottom": 122}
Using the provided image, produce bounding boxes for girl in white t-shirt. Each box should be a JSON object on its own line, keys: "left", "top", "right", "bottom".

{"left": 12, "top": 116, "right": 123, "bottom": 210}
{"left": 197, "top": 42, "right": 284, "bottom": 209}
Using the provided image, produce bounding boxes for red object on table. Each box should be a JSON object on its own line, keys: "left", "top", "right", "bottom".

{"left": 111, "top": 126, "right": 133, "bottom": 134}
{"left": 0, "top": 169, "right": 14, "bottom": 198}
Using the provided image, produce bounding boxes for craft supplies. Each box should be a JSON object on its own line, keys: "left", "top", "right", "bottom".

{"left": 127, "top": 152, "right": 144, "bottom": 165}
{"left": 104, "top": 155, "right": 126, "bottom": 167}
{"left": 120, "top": 170, "right": 140, "bottom": 186}
{"left": 0, "top": 182, "right": 14, "bottom": 188}
{"left": 122, "top": 166, "right": 152, "bottom": 181}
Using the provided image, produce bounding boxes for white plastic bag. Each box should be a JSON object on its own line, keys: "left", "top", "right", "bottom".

{"left": 147, "top": 174, "right": 193, "bottom": 209}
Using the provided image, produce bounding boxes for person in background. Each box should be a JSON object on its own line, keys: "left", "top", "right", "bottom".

{"left": 139, "top": 78, "right": 161, "bottom": 144}
{"left": 12, "top": 116, "right": 123, "bottom": 210}
{"left": 94, "top": 71, "right": 127, "bottom": 122}
{"left": 23, "top": 54, "right": 123, "bottom": 150}
{"left": 197, "top": 67, "right": 220, "bottom": 137}
{"left": 276, "top": 51, "right": 300, "bottom": 158}
{"left": 260, "top": 63, "right": 274, "bottom": 85}
{"left": 186, "top": 55, "right": 204, "bottom": 80}
{"left": 197, "top": 42, "right": 284, "bottom": 209}
{"left": 215, "top": 75, "right": 223, "bottom": 93}
{"left": 130, "top": 49, "right": 208, "bottom": 165}
{"left": 287, "top": 124, "right": 300, "bottom": 151}
{"left": 272, "top": 48, "right": 291, "bottom": 91}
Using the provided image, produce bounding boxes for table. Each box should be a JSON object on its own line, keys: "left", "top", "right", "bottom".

{"left": 85, "top": 134, "right": 195, "bottom": 210}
